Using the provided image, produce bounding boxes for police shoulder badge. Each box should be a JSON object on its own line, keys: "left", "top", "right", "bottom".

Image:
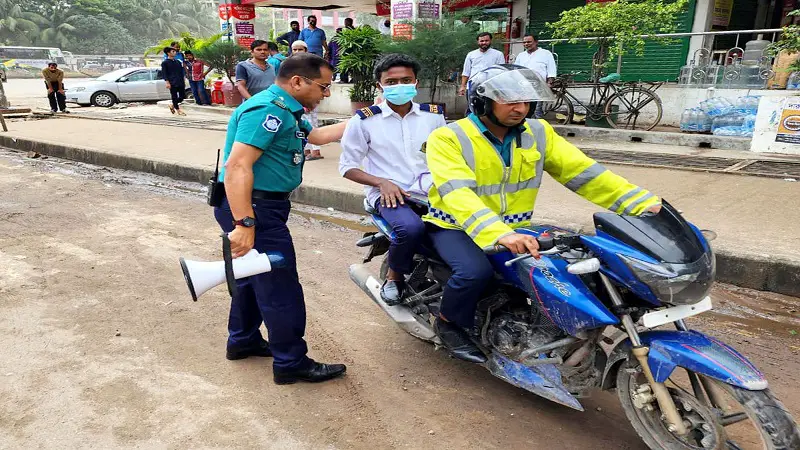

{"left": 293, "top": 152, "right": 303, "bottom": 165}
{"left": 262, "top": 114, "right": 282, "bottom": 133}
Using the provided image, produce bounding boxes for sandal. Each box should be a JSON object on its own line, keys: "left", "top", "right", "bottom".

{"left": 305, "top": 155, "right": 324, "bottom": 161}
{"left": 168, "top": 105, "right": 176, "bottom": 114}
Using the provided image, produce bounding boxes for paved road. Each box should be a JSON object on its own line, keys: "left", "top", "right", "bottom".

{"left": 1, "top": 150, "right": 798, "bottom": 448}
{"left": 3, "top": 77, "right": 95, "bottom": 110}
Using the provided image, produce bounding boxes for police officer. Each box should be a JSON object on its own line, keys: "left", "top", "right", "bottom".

{"left": 215, "top": 53, "right": 348, "bottom": 385}
{"left": 424, "top": 65, "right": 662, "bottom": 363}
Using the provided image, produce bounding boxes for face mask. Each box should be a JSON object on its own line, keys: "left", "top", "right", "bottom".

{"left": 381, "top": 82, "right": 417, "bottom": 105}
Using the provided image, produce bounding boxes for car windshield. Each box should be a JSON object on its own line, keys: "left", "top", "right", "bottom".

{"left": 97, "top": 69, "right": 138, "bottom": 81}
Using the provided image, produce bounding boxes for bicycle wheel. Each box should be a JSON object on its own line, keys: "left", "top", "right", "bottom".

{"left": 604, "top": 86, "right": 663, "bottom": 131}
{"left": 542, "top": 95, "right": 574, "bottom": 125}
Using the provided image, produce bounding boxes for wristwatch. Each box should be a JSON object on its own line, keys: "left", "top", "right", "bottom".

{"left": 233, "top": 216, "right": 256, "bottom": 228}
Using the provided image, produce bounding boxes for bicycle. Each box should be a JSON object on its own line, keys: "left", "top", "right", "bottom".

{"left": 542, "top": 72, "right": 664, "bottom": 131}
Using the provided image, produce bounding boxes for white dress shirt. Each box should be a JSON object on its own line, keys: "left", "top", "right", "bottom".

{"left": 339, "top": 102, "right": 447, "bottom": 206}
{"left": 515, "top": 48, "right": 557, "bottom": 81}
{"left": 462, "top": 48, "right": 506, "bottom": 79}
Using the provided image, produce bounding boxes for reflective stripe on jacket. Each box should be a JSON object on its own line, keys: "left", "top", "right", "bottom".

{"left": 423, "top": 118, "right": 661, "bottom": 249}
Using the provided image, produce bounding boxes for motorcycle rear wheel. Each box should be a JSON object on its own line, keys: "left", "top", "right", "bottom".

{"left": 617, "top": 360, "right": 800, "bottom": 449}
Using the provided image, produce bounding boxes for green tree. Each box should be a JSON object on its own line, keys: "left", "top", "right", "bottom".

{"left": 152, "top": 0, "right": 217, "bottom": 36}
{"left": 0, "top": 0, "right": 41, "bottom": 45}
{"left": 21, "top": 5, "right": 83, "bottom": 48}
{"left": 547, "top": 0, "right": 688, "bottom": 77}
{"left": 65, "top": 14, "right": 148, "bottom": 54}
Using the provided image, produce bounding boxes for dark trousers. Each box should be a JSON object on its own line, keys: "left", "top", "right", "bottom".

{"left": 189, "top": 80, "right": 209, "bottom": 105}
{"left": 376, "top": 201, "right": 425, "bottom": 275}
{"left": 169, "top": 84, "right": 186, "bottom": 109}
{"left": 214, "top": 197, "right": 310, "bottom": 371}
{"left": 48, "top": 90, "right": 66, "bottom": 112}
{"left": 340, "top": 71, "right": 350, "bottom": 83}
{"left": 427, "top": 225, "right": 494, "bottom": 330}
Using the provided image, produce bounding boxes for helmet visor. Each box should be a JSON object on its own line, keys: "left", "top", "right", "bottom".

{"left": 475, "top": 68, "right": 555, "bottom": 104}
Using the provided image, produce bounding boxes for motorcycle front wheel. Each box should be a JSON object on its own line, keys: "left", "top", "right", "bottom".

{"left": 616, "top": 359, "right": 800, "bottom": 449}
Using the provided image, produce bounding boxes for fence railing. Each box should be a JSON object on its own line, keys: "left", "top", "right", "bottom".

{"left": 505, "top": 28, "right": 786, "bottom": 86}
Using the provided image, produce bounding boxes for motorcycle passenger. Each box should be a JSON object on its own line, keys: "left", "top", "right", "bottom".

{"left": 424, "top": 64, "right": 662, "bottom": 363}
{"left": 339, "top": 53, "right": 447, "bottom": 305}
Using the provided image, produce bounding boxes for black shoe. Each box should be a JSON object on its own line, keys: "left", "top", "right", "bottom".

{"left": 434, "top": 318, "right": 487, "bottom": 364}
{"left": 380, "top": 279, "right": 405, "bottom": 306}
{"left": 226, "top": 340, "right": 272, "bottom": 360}
{"left": 273, "top": 360, "right": 347, "bottom": 385}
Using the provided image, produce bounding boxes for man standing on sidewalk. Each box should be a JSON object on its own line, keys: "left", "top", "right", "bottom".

{"left": 277, "top": 21, "right": 301, "bottom": 55}
{"left": 184, "top": 51, "right": 211, "bottom": 106}
{"left": 215, "top": 53, "right": 348, "bottom": 384}
{"left": 514, "top": 34, "right": 557, "bottom": 118}
{"left": 459, "top": 33, "right": 505, "bottom": 97}
{"left": 42, "top": 62, "right": 68, "bottom": 114}
{"left": 299, "top": 15, "right": 328, "bottom": 58}
{"left": 235, "top": 40, "right": 276, "bottom": 101}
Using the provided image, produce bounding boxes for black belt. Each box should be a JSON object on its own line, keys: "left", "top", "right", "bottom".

{"left": 252, "top": 190, "right": 292, "bottom": 201}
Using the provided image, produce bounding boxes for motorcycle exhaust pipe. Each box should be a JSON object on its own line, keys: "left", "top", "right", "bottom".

{"left": 348, "top": 264, "right": 438, "bottom": 343}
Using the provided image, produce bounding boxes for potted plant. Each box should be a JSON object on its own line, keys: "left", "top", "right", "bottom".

{"left": 335, "top": 26, "right": 384, "bottom": 111}
{"left": 194, "top": 40, "right": 249, "bottom": 106}
{"left": 547, "top": 0, "right": 688, "bottom": 80}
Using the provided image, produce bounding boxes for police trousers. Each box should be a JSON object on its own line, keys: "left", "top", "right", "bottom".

{"left": 427, "top": 225, "right": 494, "bottom": 330}
{"left": 214, "top": 197, "right": 310, "bottom": 371}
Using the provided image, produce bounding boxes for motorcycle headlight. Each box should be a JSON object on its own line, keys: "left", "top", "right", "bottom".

{"left": 619, "top": 253, "right": 715, "bottom": 305}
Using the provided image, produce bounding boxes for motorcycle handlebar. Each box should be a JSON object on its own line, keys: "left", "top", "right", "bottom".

{"left": 485, "top": 234, "right": 559, "bottom": 255}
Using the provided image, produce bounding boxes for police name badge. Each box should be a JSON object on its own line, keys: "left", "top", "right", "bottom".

{"left": 293, "top": 152, "right": 303, "bottom": 165}
{"left": 295, "top": 130, "right": 306, "bottom": 139}
{"left": 262, "top": 114, "right": 282, "bottom": 133}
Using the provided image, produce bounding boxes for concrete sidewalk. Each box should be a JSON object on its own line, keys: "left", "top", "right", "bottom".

{"left": 1, "top": 116, "right": 799, "bottom": 297}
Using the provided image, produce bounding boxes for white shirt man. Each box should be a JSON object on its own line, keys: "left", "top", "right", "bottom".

{"left": 460, "top": 32, "right": 506, "bottom": 96}
{"left": 339, "top": 100, "right": 446, "bottom": 206}
{"left": 339, "top": 54, "right": 446, "bottom": 306}
{"left": 514, "top": 34, "right": 557, "bottom": 118}
{"left": 514, "top": 34, "right": 557, "bottom": 82}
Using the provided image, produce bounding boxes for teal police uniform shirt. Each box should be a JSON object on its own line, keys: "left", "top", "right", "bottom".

{"left": 219, "top": 84, "right": 312, "bottom": 192}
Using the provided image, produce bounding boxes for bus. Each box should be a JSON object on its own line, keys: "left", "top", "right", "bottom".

{"left": 0, "top": 46, "right": 67, "bottom": 70}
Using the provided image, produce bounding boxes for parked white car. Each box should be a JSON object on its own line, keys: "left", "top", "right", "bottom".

{"left": 65, "top": 66, "right": 187, "bottom": 107}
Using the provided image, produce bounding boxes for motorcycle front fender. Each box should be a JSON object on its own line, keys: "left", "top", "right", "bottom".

{"left": 604, "top": 330, "right": 767, "bottom": 391}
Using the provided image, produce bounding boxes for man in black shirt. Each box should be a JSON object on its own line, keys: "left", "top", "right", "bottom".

{"left": 277, "top": 21, "right": 301, "bottom": 55}
{"left": 161, "top": 47, "right": 186, "bottom": 115}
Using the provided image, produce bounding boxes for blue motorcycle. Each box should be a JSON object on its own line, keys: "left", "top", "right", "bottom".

{"left": 349, "top": 199, "right": 800, "bottom": 449}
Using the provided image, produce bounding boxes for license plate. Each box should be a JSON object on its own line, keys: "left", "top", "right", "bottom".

{"left": 641, "top": 296, "right": 712, "bottom": 328}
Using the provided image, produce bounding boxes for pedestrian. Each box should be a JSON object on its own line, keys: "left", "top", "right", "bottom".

{"left": 41, "top": 62, "right": 68, "bottom": 114}
{"left": 184, "top": 50, "right": 211, "bottom": 106}
{"left": 298, "top": 15, "right": 328, "bottom": 58}
{"left": 328, "top": 28, "right": 342, "bottom": 82}
{"left": 459, "top": 32, "right": 506, "bottom": 97}
{"left": 161, "top": 47, "right": 186, "bottom": 115}
{"left": 214, "top": 53, "right": 348, "bottom": 385}
{"left": 514, "top": 34, "right": 557, "bottom": 119}
{"left": 277, "top": 20, "right": 301, "bottom": 55}
{"left": 235, "top": 40, "right": 276, "bottom": 101}
{"left": 266, "top": 41, "right": 286, "bottom": 76}
{"left": 162, "top": 41, "right": 186, "bottom": 65}
{"left": 344, "top": 17, "right": 355, "bottom": 30}
{"left": 290, "top": 41, "right": 323, "bottom": 161}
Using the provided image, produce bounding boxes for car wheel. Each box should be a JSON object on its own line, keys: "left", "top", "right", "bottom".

{"left": 90, "top": 91, "right": 117, "bottom": 107}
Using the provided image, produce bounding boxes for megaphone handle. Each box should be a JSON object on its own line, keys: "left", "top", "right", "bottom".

{"left": 221, "top": 232, "right": 239, "bottom": 299}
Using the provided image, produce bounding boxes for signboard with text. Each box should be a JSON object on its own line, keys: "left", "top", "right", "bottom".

{"left": 391, "top": 0, "right": 442, "bottom": 38}
{"left": 776, "top": 99, "right": 800, "bottom": 144}
{"left": 219, "top": 3, "right": 256, "bottom": 49}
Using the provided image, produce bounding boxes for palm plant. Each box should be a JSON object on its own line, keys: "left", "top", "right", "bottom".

{"left": 336, "top": 26, "right": 384, "bottom": 103}
{"left": 0, "top": 0, "right": 41, "bottom": 45}
{"left": 153, "top": 0, "right": 217, "bottom": 36}
{"left": 193, "top": 40, "right": 249, "bottom": 83}
{"left": 21, "top": 5, "right": 82, "bottom": 48}
{"left": 144, "top": 32, "right": 222, "bottom": 57}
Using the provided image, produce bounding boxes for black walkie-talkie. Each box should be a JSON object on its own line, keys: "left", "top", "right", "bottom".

{"left": 207, "top": 149, "right": 225, "bottom": 207}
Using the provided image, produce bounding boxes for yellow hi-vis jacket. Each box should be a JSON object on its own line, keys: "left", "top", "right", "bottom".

{"left": 423, "top": 118, "right": 661, "bottom": 249}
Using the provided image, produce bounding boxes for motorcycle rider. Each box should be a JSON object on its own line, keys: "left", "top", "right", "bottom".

{"left": 339, "top": 53, "right": 447, "bottom": 305}
{"left": 424, "top": 64, "right": 662, "bottom": 363}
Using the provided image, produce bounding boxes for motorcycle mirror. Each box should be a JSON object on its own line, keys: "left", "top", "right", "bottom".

{"left": 567, "top": 258, "right": 601, "bottom": 275}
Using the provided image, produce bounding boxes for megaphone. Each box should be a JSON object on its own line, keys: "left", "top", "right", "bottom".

{"left": 179, "top": 235, "right": 286, "bottom": 301}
